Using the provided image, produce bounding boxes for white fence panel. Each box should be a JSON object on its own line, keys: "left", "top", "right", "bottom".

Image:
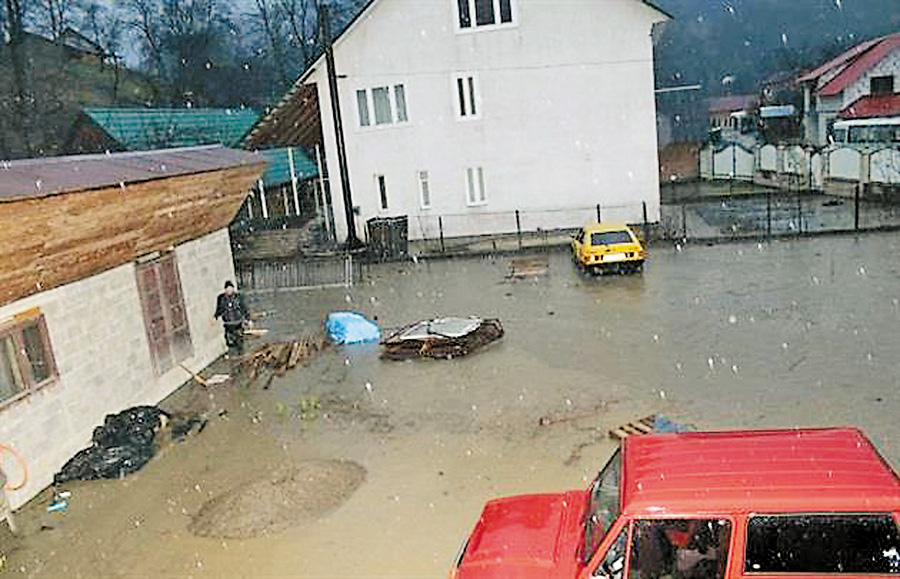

{"left": 760, "top": 144, "right": 777, "bottom": 172}
{"left": 811, "top": 153, "right": 824, "bottom": 189}
{"left": 699, "top": 144, "right": 713, "bottom": 179}
{"left": 829, "top": 147, "right": 862, "bottom": 181}
{"left": 784, "top": 145, "right": 807, "bottom": 175}
{"left": 870, "top": 148, "right": 900, "bottom": 184}
{"left": 735, "top": 146, "right": 755, "bottom": 180}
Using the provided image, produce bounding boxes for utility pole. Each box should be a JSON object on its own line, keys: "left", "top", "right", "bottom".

{"left": 319, "top": 1, "right": 363, "bottom": 249}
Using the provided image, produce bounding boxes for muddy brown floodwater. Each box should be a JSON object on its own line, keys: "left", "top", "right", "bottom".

{"left": 5, "top": 232, "right": 900, "bottom": 577}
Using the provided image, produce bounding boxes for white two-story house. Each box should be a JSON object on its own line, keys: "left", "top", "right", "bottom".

{"left": 798, "top": 32, "right": 900, "bottom": 147}
{"left": 253, "top": 0, "right": 670, "bottom": 242}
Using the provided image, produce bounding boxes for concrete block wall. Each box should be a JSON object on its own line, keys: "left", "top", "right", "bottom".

{"left": 0, "top": 229, "right": 232, "bottom": 509}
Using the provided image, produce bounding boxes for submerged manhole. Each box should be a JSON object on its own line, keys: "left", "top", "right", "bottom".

{"left": 189, "top": 460, "right": 366, "bottom": 539}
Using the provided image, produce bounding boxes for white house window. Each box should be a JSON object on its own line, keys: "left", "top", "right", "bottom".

{"left": 455, "top": 74, "right": 479, "bottom": 119}
{"left": 356, "top": 90, "right": 371, "bottom": 127}
{"left": 466, "top": 167, "right": 486, "bottom": 205}
{"left": 418, "top": 171, "right": 431, "bottom": 208}
{"left": 357, "top": 84, "right": 409, "bottom": 128}
{"left": 457, "top": 0, "right": 514, "bottom": 29}
{"left": 377, "top": 174, "right": 388, "bottom": 210}
{"left": 394, "top": 85, "right": 408, "bottom": 122}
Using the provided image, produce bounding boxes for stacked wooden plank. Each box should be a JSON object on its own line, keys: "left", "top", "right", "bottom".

{"left": 238, "top": 332, "right": 329, "bottom": 387}
{"left": 608, "top": 415, "right": 656, "bottom": 440}
{"left": 507, "top": 256, "right": 549, "bottom": 279}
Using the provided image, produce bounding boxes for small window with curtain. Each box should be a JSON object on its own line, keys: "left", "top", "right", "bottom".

{"left": 871, "top": 75, "right": 894, "bottom": 95}
{"left": 372, "top": 87, "right": 393, "bottom": 125}
{"left": 418, "top": 170, "right": 431, "bottom": 209}
{"left": 466, "top": 166, "right": 486, "bottom": 206}
{"left": 356, "top": 90, "right": 371, "bottom": 127}
{"left": 0, "top": 310, "right": 58, "bottom": 408}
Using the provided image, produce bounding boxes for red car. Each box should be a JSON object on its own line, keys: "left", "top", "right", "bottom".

{"left": 451, "top": 428, "right": 900, "bottom": 579}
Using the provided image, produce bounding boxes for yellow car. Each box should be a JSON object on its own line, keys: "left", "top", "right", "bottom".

{"left": 571, "top": 223, "right": 646, "bottom": 274}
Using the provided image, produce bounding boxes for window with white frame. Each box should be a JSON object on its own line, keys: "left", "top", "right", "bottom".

{"left": 376, "top": 174, "right": 388, "bottom": 210}
{"left": 357, "top": 84, "right": 409, "bottom": 127}
{"left": 418, "top": 171, "right": 431, "bottom": 209}
{"left": 457, "top": 0, "right": 514, "bottom": 29}
{"left": 465, "top": 167, "right": 486, "bottom": 205}
{"left": 455, "top": 74, "right": 479, "bottom": 119}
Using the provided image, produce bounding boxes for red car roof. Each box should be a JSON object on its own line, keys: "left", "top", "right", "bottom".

{"left": 621, "top": 428, "right": 900, "bottom": 516}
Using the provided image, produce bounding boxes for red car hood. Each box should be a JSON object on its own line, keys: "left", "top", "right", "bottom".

{"left": 456, "top": 491, "right": 587, "bottom": 579}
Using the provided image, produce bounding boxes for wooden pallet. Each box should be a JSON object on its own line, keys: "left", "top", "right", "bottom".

{"left": 608, "top": 415, "right": 656, "bottom": 440}
{"left": 507, "top": 257, "right": 549, "bottom": 279}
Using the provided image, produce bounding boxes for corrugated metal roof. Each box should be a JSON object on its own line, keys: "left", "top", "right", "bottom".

{"left": 83, "top": 107, "right": 260, "bottom": 151}
{"left": 708, "top": 95, "right": 756, "bottom": 113}
{"left": 257, "top": 147, "right": 318, "bottom": 186}
{"left": 819, "top": 33, "right": 900, "bottom": 97}
{"left": 797, "top": 33, "right": 900, "bottom": 97}
{"left": 759, "top": 104, "right": 797, "bottom": 118}
{"left": 0, "top": 145, "right": 266, "bottom": 202}
{"left": 622, "top": 428, "right": 900, "bottom": 516}
{"left": 839, "top": 93, "right": 900, "bottom": 119}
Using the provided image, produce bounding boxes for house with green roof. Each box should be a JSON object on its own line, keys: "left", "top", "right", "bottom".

{"left": 65, "top": 107, "right": 261, "bottom": 155}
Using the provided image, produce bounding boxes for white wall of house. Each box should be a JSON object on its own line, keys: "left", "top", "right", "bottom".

{"left": 310, "top": 0, "right": 666, "bottom": 241}
{"left": 806, "top": 48, "right": 900, "bottom": 146}
{"left": 843, "top": 48, "right": 900, "bottom": 108}
{"left": 0, "top": 229, "right": 234, "bottom": 509}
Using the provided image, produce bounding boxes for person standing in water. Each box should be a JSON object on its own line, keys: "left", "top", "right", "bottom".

{"left": 214, "top": 281, "right": 250, "bottom": 354}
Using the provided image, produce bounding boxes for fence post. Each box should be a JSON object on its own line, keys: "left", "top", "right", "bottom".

{"left": 438, "top": 216, "right": 445, "bottom": 253}
{"left": 596, "top": 204, "right": 602, "bottom": 223}
{"left": 797, "top": 191, "right": 802, "bottom": 235}
{"left": 681, "top": 202, "right": 687, "bottom": 240}
{"left": 854, "top": 184, "right": 861, "bottom": 231}
{"left": 642, "top": 201, "right": 649, "bottom": 243}
{"left": 766, "top": 191, "right": 772, "bottom": 238}
{"left": 515, "top": 209, "right": 522, "bottom": 250}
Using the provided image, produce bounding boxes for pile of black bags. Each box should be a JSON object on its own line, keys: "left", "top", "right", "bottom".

{"left": 54, "top": 406, "right": 170, "bottom": 484}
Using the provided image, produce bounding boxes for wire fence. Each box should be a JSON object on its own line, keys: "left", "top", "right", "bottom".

{"left": 659, "top": 184, "right": 900, "bottom": 243}
{"left": 235, "top": 253, "right": 361, "bottom": 292}
{"left": 403, "top": 202, "right": 651, "bottom": 256}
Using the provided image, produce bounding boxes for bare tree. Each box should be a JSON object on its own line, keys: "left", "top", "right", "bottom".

{"left": 247, "top": 0, "right": 288, "bottom": 88}
{"left": 124, "top": 0, "right": 166, "bottom": 102}
{"left": 276, "top": 0, "right": 317, "bottom": 69}
{"left": 83, "top": 2, "right": 123, "bottom": 102}
{"left": 37, "top": 0, "right": 73, "bottom": 40}
{"left": 3, "top": 0, "right": 34, "bottom": 155}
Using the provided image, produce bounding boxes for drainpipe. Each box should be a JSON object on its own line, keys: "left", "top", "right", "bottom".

{"left": 319, "top": 1, "right": 363, "bottom": 249}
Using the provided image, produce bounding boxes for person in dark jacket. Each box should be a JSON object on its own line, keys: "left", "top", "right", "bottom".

{"left": 214, "top": 281, "right": 250, "bottom": 354}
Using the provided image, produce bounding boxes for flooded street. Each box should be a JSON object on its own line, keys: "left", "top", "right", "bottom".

{"left": 7, "top": 232, "right": 900, "bottom": 577}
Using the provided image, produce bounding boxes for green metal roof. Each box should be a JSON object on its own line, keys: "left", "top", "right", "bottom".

{"left": 83, "top": 107, "right": 260, "bottom": 151}
{"left": 258, "top": 147, "right": 318, "bottom": 186}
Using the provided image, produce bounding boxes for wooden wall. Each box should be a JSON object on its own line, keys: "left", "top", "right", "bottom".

{"left": 0, "top": 163, "right": 264, "bottom": 307}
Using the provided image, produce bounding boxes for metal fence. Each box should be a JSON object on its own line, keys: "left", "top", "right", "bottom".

{"left": 235, "top": 253, "right": 361, "bottom": 292}
{"left": 659, "top": 184, "right": 900, "bottom": 243}
{"left": 407, "top": 202, "right": 651, "bottom": 256}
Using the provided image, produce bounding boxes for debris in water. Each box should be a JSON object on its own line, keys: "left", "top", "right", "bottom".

{"left": 381, "top": 317, "right": 504, "bottom": 361}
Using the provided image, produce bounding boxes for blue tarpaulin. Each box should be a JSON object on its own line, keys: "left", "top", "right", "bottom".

{"left": 325, "top": 312, "right": 381, "bottom": 345}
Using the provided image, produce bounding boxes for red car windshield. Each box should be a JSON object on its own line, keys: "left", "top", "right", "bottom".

{"left": 582, "top": 450, "right": 621, "bottom": 565}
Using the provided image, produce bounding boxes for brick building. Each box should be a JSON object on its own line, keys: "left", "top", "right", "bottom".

{"left": 0, "top": 146, "right": 265, "bottom": 509}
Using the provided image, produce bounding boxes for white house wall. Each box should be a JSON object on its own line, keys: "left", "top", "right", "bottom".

{"left": 843, "top": 47, "right": 900, "bottom": 108}
{"left": 311, "top": 0, "right": 665, "bottom": 241}
{"left": 0, "top": 229, "right": 234, "bottom": 509}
